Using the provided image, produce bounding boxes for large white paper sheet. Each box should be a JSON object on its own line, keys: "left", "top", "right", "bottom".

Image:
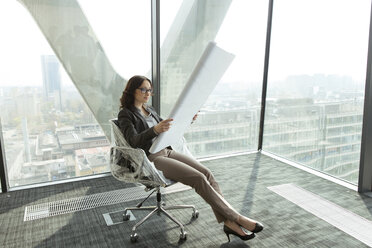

{"left": 149, "top": 42, "right": 235, "bottom": 154}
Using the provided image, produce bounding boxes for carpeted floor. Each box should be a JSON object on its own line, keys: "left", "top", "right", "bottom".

{"left": 0, "top": 152, "right": 371, "bottom": 248}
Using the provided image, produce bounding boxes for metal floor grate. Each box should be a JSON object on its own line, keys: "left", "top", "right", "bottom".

{"left": 24, "top": 183, "right": 190, "bottom": 221}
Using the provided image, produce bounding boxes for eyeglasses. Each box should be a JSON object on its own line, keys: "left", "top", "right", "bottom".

{"left": 138, "top": 88, "right": 153, "bottom": 94}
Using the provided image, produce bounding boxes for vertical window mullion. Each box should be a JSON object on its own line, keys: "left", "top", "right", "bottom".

{"left": 258, "top": 0, "right": 274, "bottom": 151}
{"left": 151, "top": 0, "right": 161, "bottom": 113}
{"left": 358, "top": 1, "right": 372, "bottom": 193}
{"left": 0, "top": 118, "right": 9, "bottom": 192}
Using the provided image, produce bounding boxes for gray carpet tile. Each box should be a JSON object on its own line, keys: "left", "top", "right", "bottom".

{"left": 0, "top": 152, "right": 371, "bottom": 248}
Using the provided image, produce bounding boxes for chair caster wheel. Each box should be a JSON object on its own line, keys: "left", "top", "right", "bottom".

{"left": 130, "top": 233, "right": 139, "bottom": 243}
{"left": 192, "top": 211, "right": 199, "bottom": 218}
{"left": 179, "top": 232, "right": 187, "bottom": 241}
{"left": 123, "top": 214, "right": 130, "bottom": 221}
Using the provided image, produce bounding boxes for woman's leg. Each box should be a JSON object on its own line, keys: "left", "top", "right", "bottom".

{"left": 166, "top": 150, "right": 227, "bottom": 222}
{"left": 167, "top": 151, "right": 261, "bottom": 232}
{"left": 149, "top": 150, "right": 240, "bottom": 223}
{"left": 167, "top": 150, "right": 223, "bottom": 195}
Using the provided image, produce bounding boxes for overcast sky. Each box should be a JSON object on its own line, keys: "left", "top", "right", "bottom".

{"left": 0, "top": 0, "right": 370, "bottom": 87}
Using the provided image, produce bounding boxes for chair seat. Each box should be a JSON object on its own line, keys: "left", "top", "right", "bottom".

{"left": 109, "top": 119, "right": 172, "bottom": 187}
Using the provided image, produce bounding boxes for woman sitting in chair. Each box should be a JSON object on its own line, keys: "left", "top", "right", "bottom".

{"left": 118, "top": 75, "right": 263, "bottom": 242}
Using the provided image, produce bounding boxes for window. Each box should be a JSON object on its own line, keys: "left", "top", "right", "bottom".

{"left": 160, "top": 0, "right": 268, "bottom": 158}
{"left": 0, "top": 0, "right": 151, "bottom": 187}
{"left": 263, "top": 0, "right": 370, "bottom": 184}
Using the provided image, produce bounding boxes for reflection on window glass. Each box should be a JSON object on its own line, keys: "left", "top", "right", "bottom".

{"left": 0, "top": 1, "right": 115, "bottom": 187}
{"left": 264, "top": 0, "right": 370, "bottom": 184}
{"left": 79, "top": 0, "right": 151, "bottom": 78}
{"left": 160, "top": 0, "right": 268, "bottom": 158}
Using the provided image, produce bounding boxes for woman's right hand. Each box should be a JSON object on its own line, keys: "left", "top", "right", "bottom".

{"left": 154, "top": 118, "right": 173, "bottom": 134}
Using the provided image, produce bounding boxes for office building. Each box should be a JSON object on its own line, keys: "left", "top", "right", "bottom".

{"left": 41, "top": 54, "right": 62, "bottom": 111}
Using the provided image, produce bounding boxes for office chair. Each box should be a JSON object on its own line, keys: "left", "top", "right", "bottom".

{"left": 109, "top": 119, "right": 199, "bottom": 242}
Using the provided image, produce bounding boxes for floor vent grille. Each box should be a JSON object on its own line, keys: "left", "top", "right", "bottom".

{"left": 24, "top": 183, "right": 190, "bottom": 221}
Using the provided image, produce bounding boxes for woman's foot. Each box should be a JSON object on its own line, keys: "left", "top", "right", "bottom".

{"left": 252, "top": 222, "right": 264, "bottom": 233}
{"left": 224, "top": 220, "right": 247, "bottom": 236}
{"left": 237, "top": 216, "right": 264, "bottom": 233}
{"left": 223, "top": 225, "right": 255, "bottom": 242}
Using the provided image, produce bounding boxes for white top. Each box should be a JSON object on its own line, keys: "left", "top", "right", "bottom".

{"left": 141, "top": 111, "right": 158, "bottom": 128}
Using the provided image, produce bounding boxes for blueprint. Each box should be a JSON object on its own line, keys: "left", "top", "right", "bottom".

{"left": 149, "top": 42, "right": 235, "bottom": 154}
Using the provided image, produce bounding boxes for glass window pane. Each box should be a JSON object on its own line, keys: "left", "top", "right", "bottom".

{"left": 160, "top": 0, "right": 268, "bottom": 158}
{"left": 263, "top": 0, "right": 370, "bottom": 184}
{"left": 79, "top": 0, "right": 151, "bottom": 78}
{"left": 0, "top": 1, "right": 151, "bottom": 187}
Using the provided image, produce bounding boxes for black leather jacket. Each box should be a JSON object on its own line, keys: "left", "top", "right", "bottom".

{"left": 118, "top": 105, "right": 163, "bottom": 155}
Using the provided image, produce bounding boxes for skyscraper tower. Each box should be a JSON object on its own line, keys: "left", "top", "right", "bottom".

{"left": 41, "top": 55, "right": 62, "bottom": 111}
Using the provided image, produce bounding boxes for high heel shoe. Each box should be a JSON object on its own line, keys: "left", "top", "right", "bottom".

{"left": 223, "top": 225, "right": 255, "bottom": 242}
{"left": 252, "top": 222, "right": 264, "bottom": 233}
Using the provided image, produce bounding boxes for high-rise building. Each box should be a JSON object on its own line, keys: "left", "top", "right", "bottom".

{"left": 41, "top": 55, "right": 62, "bottom": 111}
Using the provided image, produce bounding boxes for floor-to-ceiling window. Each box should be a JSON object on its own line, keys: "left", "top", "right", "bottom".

{"left": 1, "top": 0, "right": 371, "bottom": 192}
{"left": 263, "top": 0, "right": 371, "bottom": 184}
{"left": 0, "top": 0, "right": 151, "bottom": 188}
{"left": 160, "top": 0, "right": 268, "bottom": 158}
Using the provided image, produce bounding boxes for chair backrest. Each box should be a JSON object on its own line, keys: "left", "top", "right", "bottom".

{"left": 111, "top": 119, "right": 130, "bottom": 147}
{"left": 109, "top": 119, "right": 171, "bottom": 188}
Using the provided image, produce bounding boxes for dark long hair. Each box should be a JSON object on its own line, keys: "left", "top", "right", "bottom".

{"left": 120, "top": 75, "right": 152, "bottom": 109}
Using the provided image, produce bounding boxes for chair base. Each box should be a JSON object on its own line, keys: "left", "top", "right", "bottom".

{"left": 123, "top": 187, "right": 198, "bottom": 242}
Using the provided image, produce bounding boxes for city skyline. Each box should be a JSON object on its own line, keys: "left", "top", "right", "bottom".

{"left": 0, "top": 72, "right": 364, "bottom": 186}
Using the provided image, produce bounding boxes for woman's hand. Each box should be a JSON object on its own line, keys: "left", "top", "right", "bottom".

{"left": 154, "top": 118, "right": 173, "bottom": 134}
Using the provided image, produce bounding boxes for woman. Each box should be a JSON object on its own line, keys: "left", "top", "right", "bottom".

{"left": 118, "top": 75, "right": 263, "bottom": 242}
